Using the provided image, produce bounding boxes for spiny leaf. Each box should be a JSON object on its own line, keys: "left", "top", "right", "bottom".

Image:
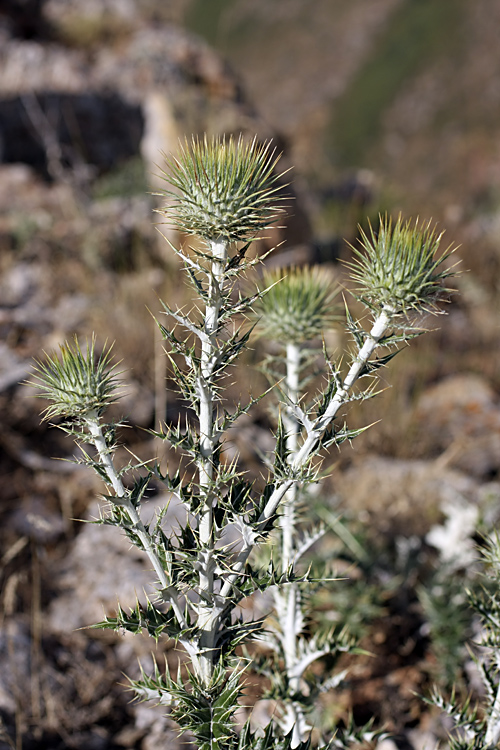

{"left": 426, "top": 687, "right": 483, "bottom": 738}
{"left": 273, "top": 411, "right": 292, "bottom": 479}
{"left": 344, "top": 300, "right": 366, "bottom": 349}
{"left": 359, "top": 347, "right": 403, "bottom": 376}
{"left": 325, "top": 715, "right": 387, "bottom": 750}
{"left": 315, "top": 364, "right": 342, "bottom": 420}
{"left": 129, "top": 658, "right": 172, "bottom": 705}
{"left": 237, "top": 722, "right": 312, "bottom": 750}
{"left": 152, "top": 417, "right": 199, "bottom": 457}
{"left": 129, "top": 474, "right": 151, "bottom": 508}
{"left": 226, "top": 480, "right": 254, "bottom": 515}
{"left": 166, "top": 663, "right": 242, "bottom": 750}
{"left": 152, "top": 463, "right": 195, "bottom": 507}
{"left": 215, "top": 326, "right": 255, "bottom": 374}
{"left": 90, "top": 598, "right": 183, "bottom": 641}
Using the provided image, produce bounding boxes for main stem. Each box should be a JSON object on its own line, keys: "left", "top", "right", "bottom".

{"left": 280, "top": 343, "right": 301, "bottom": 690}
{"left": 197, "top": 237, "right": 227, "bottom": 686}
{"left": 279, "top": 341, "right": 308, "bottom": 745}
{"left": 281, "top": 341, "right": 300, "bottom": 570}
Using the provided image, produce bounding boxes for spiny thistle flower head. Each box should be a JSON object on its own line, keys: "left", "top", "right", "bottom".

{"left": 347, "top": 214, "right": 456, "bottom": 314}
{"left": 157, "top": 134, "right": 286, "bottom": 243}
{"left": 31, "top": 336, "right": 120, "bottom": 421}
{"left": 255, "top": 265, "right": 340, "bottom": 345}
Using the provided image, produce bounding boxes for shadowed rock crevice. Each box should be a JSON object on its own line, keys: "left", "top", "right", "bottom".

{"left": 0, "top": 92, "right": 144, "bottom": 180}
{"left": 0, "top": 0, "right": 52, "bottom": 40}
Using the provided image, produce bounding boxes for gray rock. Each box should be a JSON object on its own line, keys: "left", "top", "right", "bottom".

{"left": 0, "top": 37, "right": 89, "bottom": 95}
{"left": 0, "top": 261, "right": 44, "bottom": 308}
{"left": 336, "top": 455, "right": 481, "bottom": 537}
{"left": 10, "top": 495, "right": 66, "bottom": 543}
{"left": 48, "top": 493, "right": 187, "bottom": 633}
{"left": 45, "top": 0, "right": 139, "bottom": 21}
{"left": 0, "top": 621, "right": 31, "bottom": 713}
{"left": 415, "top": 374, "right": 500, "bottom": 478}
{"left": 0, "top": 342, "right": 31, "bottom": 393}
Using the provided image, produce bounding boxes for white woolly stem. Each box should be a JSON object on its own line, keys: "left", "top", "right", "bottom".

{"left": 281, "top": 342, "right": 301, "bottom": 571}
{"left": 84, "top": 412, "right": 197, "bottom": 662}
{"left": 281, "top": 703, "right": 311, "bottom": 749}
{"left": 264, "top": 306, "right": 393, "bottom": 522}
{"left": 197, "top": 238, "right": 227, "bottom": 686}
{"left": 485, "top": 680, "right": 500, "bottom": 747}
{"left": 279, "top": 342, "right": 303, "bottom": 704}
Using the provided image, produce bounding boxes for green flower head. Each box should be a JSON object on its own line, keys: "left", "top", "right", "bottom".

{"left": 31, "top": 337, "right": 120, "bottom": 421}
{"left": 157, "top": 134, "right": 287, "bottom": 243}
{"left": 255, "top": 265, "right": 340, "bottom": 345}
{"left": 347, "top": 214, "right": 456, "bottom": 314}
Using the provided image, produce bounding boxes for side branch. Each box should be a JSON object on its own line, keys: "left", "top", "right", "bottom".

{"left": 160, "top": 301, "right": 211, "bottom": 345}
{"left": 84, "top": 411, "right": 193, "bottom": 648}
{"left": 219, "top": 307, "right": 394, "bottom": 599}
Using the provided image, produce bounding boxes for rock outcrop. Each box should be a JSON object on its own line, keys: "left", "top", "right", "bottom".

{"left": 0, "top": 23, "right": 269, "bottom": 179}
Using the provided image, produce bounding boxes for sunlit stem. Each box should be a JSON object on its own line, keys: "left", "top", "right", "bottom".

{"left": 279, "top": 342, "right": 302, "bottom": 704}
{"left": 281, "top": 341, "right": 301, "bottom": 570}
{"left": 197, "top": 237, "right": 227, "bottom": 686}
{"left": 485, "top": 679, "right": 500, "bottom": 747}
{"left": 83, "top": 411, "right": 197, "bottom": 663}
{"left": 282, "top": 703, "right": 310, "bottom": 749}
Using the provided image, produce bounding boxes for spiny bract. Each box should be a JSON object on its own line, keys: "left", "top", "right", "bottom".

{"left": 347, "top": 214, "right": 456, "bottom": 314}
{"left": 157, "top": 134, "right": 286, "bottom": 243}
{"left": 30, "top": 337, "right": 120, "bottom": 421}
{"left": 255, "top": 265, "right": 339, "bottom": 344}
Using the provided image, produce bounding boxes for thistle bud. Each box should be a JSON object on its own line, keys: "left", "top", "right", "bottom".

{"left": 347, "top": 214, "right": 456, "bottom": 315}
{"left": 255, "top": 265, "right": 339, "bottom": 345}
{"left": 31, "top": 337, "right": 120, "bottom": 421}
{"left": 157, "top": 134, "right": 286, "bottom": 243}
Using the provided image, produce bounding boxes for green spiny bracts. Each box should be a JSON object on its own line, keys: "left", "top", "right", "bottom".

{"left": 30, "top": 336, "right": 120, "bottom": 421}
{"left": 255, "top": 266, "right": 340, "bottom": 345}
{"left": 157, "top": 134, "right": 287, "bottom": 242}
{"left": 347, "top": 214, "right": 456, "bottom": 315}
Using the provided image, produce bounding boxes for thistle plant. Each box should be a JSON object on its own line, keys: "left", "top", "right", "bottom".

{"left": 31, "top": 135, "right": 455, "bottom": 750}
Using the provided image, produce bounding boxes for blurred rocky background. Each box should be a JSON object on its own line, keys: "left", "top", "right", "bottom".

{"left": 1, "top": 1, "right": 500, "bottom": 748}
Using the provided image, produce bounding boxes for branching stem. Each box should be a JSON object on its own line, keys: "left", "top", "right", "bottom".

{"left": 279, "top": 342, "right": 303, "bottom": 714}
{"left": 281, "top": 342, "right": 301, "bottom": 571}
{"left": 32, "top": 147, "right": 454, "bottom": 748}
{"left": 220, "top": 306, "right": 394, "bottom": 600}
